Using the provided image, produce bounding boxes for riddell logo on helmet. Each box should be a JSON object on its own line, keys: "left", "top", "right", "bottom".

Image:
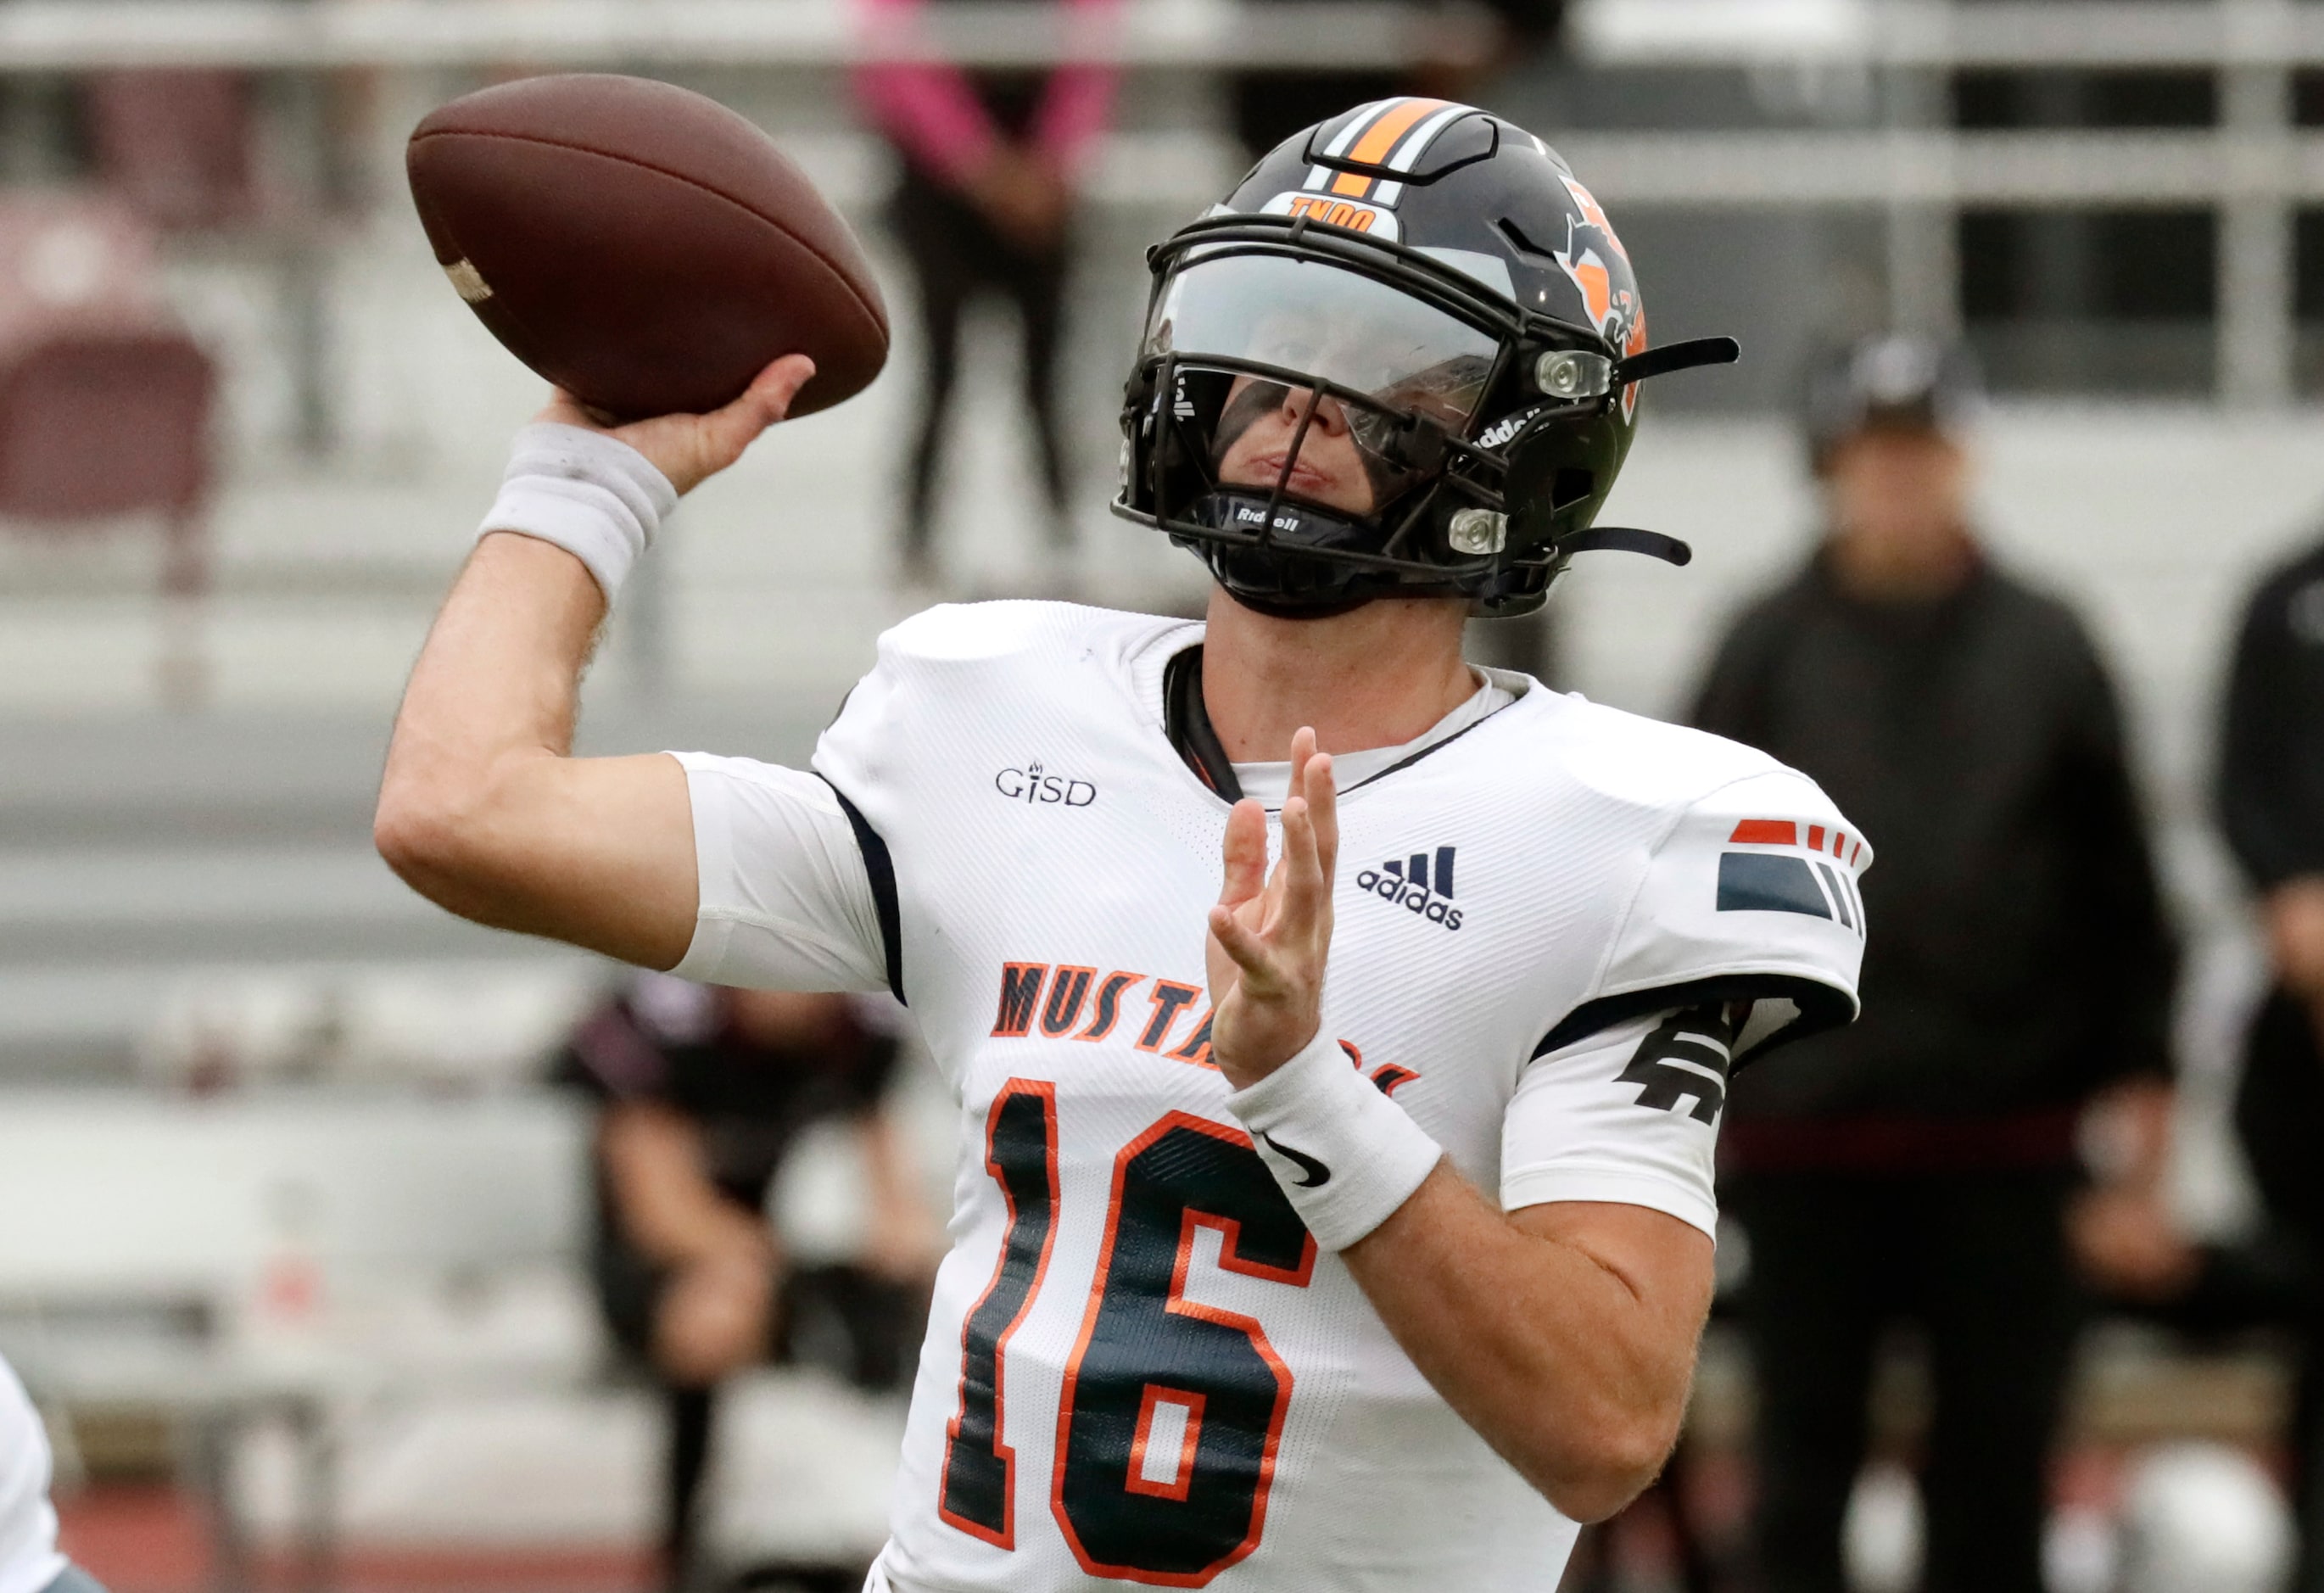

{"left": 1231, "top": 500, "right": 1307, "bottom": 534}
{"left": 1260, "top": 191, "right": 1401, "bottom": 242}
{"left": 1478, "top": 405, "right": 1545, "bottom": 451}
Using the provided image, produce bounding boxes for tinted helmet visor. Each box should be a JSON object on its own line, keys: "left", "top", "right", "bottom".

{"left": 1143, "top": 252, "right": 1499, "bottom": 515}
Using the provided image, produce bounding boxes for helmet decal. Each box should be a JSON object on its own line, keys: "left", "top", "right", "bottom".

{"left": 1249, "top": 98, "right": 1494, "bottom": 245}
{"left": 1301, "top": 98, "right": 1475, "bottom": 210}
{"left": 1552, "top": 174, "right": 1647, "bottom": 416}
{"left": 1260, "top": 190, "right": 1399, "bottom": 241}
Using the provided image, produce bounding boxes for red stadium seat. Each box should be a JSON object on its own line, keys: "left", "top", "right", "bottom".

{"left": 0, "top": 193, "right": 217, "bottom": 702}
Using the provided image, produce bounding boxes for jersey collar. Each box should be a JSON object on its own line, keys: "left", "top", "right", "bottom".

{"left": 1162, "top": 645, "right": 1530, "bottom": 807}
{"left": 1164, "top": 645, "right": 1244, "bottom": 802}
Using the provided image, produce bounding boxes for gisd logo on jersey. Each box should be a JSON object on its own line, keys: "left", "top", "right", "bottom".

{"left": 1260, "top": 190, "right": 1400, "bottom": 242}
{"left": 994, "top": 760, "right": 1097, "bottom": 807}
{"left": 1553, "top": 174, "right": 1648, "bottom": 419}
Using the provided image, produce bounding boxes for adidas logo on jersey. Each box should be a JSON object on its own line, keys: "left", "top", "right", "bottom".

{"left": 1355, "top": 846, "right": 1462, "bottom": 931}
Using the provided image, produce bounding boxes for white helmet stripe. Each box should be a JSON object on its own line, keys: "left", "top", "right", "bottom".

{"left": 1368, "top": 101, "right": 1478, "bottom": 208}
{"left": 1304, "top": 100, "right": 1391, "bottom": 190}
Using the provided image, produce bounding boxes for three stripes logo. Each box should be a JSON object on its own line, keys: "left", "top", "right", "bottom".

{"left": 1355, "top": 845, "right": 1462, "bottom": 931}
{"left": 1715, "top": 819, "right": 1867, "bottom": 938}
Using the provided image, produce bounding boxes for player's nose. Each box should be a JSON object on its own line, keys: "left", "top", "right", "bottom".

{"left": 1277, "top": 385, "right": 1351, "bottom": 435}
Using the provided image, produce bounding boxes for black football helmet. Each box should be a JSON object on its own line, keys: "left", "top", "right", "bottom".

{"left": 1114, "top": 98, "right": 1738, "bottom": 618}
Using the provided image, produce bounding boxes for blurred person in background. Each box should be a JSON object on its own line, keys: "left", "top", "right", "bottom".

{"left": 2075, "top": 531, "right": 2324, "bottom": 1589}
{"left": 2211, "top": 529, "right": 2324, "bottom": 1591}
{"left": 852, "top": 0, "right": 1120, "bottom": 596}
{"left": 557, "top": 974, "right": 938, "bottom": 1590}
{"left": 1226, "top": 2, "right": 1566, "bottom": 159}
{"left": 0, "top": 1354, "right": 105, "bottom": 1593}
{"left": 2218, "top": 533, "right": 2324, "bottom": 1156}
{"left": 1690, "top": 333, "right": 2177, "bottom": 1593}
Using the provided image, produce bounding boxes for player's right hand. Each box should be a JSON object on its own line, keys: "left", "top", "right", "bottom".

{"left": 535, "top": 353, "right": 817, "bottom": 496}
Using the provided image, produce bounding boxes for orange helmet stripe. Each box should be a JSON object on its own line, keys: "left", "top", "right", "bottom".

{"left": 1328, "top": 98, "right": 1453, "bottom": 198}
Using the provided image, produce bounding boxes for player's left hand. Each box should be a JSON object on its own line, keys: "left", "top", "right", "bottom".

{"left": 1205, "top": 728, "right": 1338, "bottom": 1089}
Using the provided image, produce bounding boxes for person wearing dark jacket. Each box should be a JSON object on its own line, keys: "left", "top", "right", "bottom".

{"left": 2221, "top": 540, "right": 2324, "bottom": 1093}
{"left": 2219, "top": 537, "right": 2324, "bottom": 1590}
{"left": 1226, "top": 1, "right": 1565, "bottom": 160}
{"left": 1691, "top": 335, "right": 2177, "bottom": 1593}
{"left": 2079, "top": 538, "right": 2324, "bottom": 1587}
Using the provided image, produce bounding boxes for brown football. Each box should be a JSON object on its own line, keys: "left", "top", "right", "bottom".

{"left": 406, "top": 74, "right": 888, "bottom": 422}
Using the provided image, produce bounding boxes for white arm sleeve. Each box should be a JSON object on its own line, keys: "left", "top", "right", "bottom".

{"left": 665, "top": 752, "right": 889, "bottom": 992}
{"left": 1500, "top": 1006, "right": 1731, "bottom": 1239}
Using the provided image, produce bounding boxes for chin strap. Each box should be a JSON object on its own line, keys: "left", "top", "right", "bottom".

{"left": 1561, "top": 526, "right": 1694, "bottom": 566}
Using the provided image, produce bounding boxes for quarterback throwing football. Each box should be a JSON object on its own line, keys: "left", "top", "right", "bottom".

{"left": 379, "top": 100, "right": 1869, "bottom": 1590}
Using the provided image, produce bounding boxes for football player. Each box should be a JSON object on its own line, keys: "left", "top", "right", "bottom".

{"left": 377, "top": 99, "right": 1869, "bottom": 1590}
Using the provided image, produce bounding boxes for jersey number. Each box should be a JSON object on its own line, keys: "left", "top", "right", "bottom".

{"left": 940, "top": 1085, "right": 1317, "bottom": 1585}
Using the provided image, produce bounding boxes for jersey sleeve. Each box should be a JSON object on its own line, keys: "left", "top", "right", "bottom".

{"left": 1537, "top": 766, "right": 1869, "bottom": 1064}
{"left": 1500, "top": 1006, "right": 1732, "bottom": 1236}
{"left": 666, "top": 752, "right": 890, "bottom": 993}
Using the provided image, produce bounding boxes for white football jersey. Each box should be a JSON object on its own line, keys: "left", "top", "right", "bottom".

{"left": 672, "top": 601, "right": 1867, "bottom": 1593}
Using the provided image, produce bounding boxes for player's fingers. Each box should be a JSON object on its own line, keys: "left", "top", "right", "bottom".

{"left": 1279, "top": 794, "right": 1326, "bottom": 931}
{"left": 701, "top": 355, "right": 817, "bottom": 459}
{"left": 1208, "top": 903, "right": 1278, "bottom": 983}
{"left": 746, "top": 354, "right": 819, "bottom": 425}
{"left": 1304, "top": 749, "right": 1339, "bottom": 885}
{"left": 1218, "top": 799, "right": 1270, "bottom": 907}
{"left": 1287, "top": 730, "right": 1337, "bottom": 875}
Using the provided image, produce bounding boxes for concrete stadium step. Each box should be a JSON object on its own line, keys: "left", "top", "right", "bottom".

{"left": 0, "top": 701, "right": 831, "bottom": 1076}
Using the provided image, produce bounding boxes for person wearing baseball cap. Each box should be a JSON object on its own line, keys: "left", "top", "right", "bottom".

{"left": 1689, "top": 333, "right": 2178, "bottom": 1593}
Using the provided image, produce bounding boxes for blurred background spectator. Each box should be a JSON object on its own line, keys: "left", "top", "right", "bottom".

{"left": 2219, "top": 532, "right": 2324, "bottom": 1091}
{"left": 2074, "top": 528, "right": 2324, "bottom": 1592}
{"left": 557, "top": 975, "right": 936, "bottom": 1591}
{"left": 1691, "top": 333, "right": 2178, "bottom": 1593}
{"left": 1226, "top": 0, "right": 1563, "bottom": 158}
{"left": 852, "top": 0, "right": 1119, "bottom": 597}
{"left": 2218, "top": 530, "right": 2324, "bottom": 1591}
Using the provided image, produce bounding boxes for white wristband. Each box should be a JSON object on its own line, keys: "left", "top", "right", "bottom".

{"left": 476, "top": 422, "right": 678, "bottom": 602}
{"left": 1225, "top": 1030, "right": 1443, "bottom": 1251}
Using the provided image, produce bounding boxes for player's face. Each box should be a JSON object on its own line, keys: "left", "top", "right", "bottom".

{"left": 1142, "top": 253, "right": 1500, "bottom": 517}
{"left": 1213, "top": 377, "right": 1378, "bottom": 516}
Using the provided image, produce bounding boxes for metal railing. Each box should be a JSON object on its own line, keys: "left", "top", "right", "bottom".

{"left": 0, "top": 0, "right": 2315, "bottom": 401}
{"left": 0, "top": 0, "right": 2316, "bottom": 72}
